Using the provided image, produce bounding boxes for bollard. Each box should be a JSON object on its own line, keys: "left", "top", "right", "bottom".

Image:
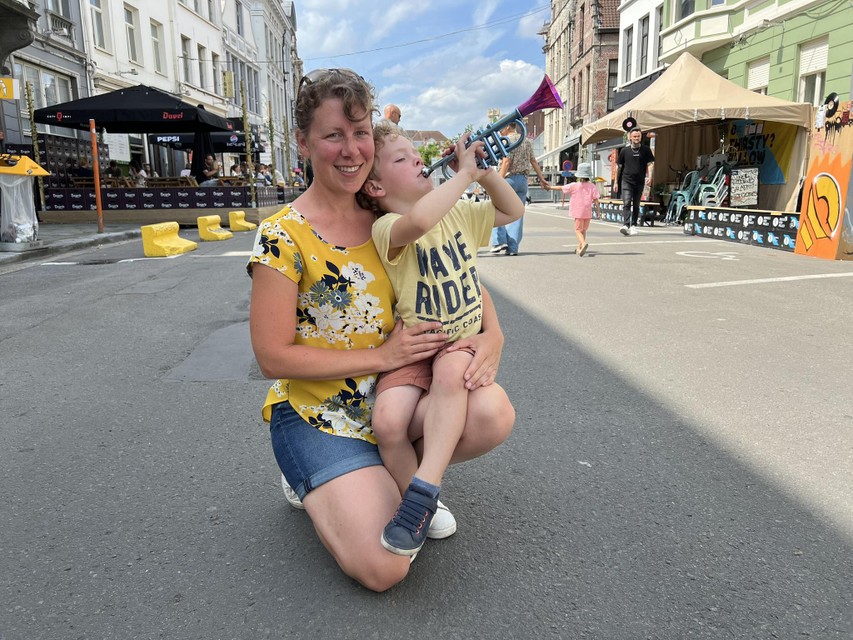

{"left": 141, "top": 222, "right": 198, "bottom": 257}
{"left": 197, "top": 214, "right": 234, "bottom": 241}
{"left": 228, "top": 210, "right": 258, "bottom": 231}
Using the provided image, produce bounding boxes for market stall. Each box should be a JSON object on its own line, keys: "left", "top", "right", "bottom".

{"left": 581, "top": 53, "right": 814, "bottom": 251}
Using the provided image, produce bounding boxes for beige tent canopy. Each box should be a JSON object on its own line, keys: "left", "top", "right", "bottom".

{"left": 581, "top": 52, "right": 814, "bottom": 145}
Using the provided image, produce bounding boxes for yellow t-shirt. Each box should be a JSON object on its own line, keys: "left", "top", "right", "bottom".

{"left": 247, "top": 205, "right": 395, "bottom": 444}
{"left": 371, "top": 199, "right": 495, "bottom": 341}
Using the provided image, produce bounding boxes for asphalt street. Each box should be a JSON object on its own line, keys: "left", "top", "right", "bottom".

{"left": 1, "top": 204, "right": 851, "bottom": 639}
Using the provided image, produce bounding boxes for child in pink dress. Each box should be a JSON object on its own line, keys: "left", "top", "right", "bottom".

{"left": 547, "top": 162, "right": 601, "bottom": 256}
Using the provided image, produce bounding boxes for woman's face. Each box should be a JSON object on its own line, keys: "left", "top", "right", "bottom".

{"left": 298, "top": 97, "right": 373, "bottom": 194}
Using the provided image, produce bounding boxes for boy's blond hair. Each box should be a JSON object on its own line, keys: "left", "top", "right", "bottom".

{"left": 358, "top": 120, "right": 409, "bottom": 213}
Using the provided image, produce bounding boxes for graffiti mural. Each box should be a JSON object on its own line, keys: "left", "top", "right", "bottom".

{"left": 726, "top": 120, "right": 798, "bottom": 185}
{"left": 795, "top": 98, "right": 853, "bottom": 260}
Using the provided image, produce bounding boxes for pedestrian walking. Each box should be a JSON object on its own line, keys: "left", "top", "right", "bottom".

{"left": 545, "top": 162, "right": 600, "bottom": 256}
{"left": 614, "top": 127, "right": 654, "bottom": 236}
{"left": 488, "top": 122, "right": 549, "bottom": 255}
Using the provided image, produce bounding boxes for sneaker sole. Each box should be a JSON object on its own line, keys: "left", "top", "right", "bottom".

{"left": 380, "top": 534, "right": 425, "bottom": 557}
{"left": 578, "top": 243, "right": 589, "bottom": 257}
{"left": 619, "top": 228, "right": 629, "bottom": 236}
{"left": 426, "top": 520, "right": 457, "bottom": 539}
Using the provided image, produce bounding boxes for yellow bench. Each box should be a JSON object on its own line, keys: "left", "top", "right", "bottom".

{"left": 197, "top": 214, "right": 234, "bottom": 241}
{"left": 140, "top": 222, "right": 198, "bottom": 257}
{"left": 228, "top": 210, "right": 258, "bottom": 231}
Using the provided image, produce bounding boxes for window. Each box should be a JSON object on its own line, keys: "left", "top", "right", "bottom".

{"left": 586, "top": 64, "right": 592, "bottom": 114}
{"left": 47, "top": 0, "right": 71, "bottom": 17}
{"left": 639, "top": 16, "right": 649, "bottom": 76}
{"left": 14, "top": 61, "right": 74, "bottom": 135}
{"left": 89, "top": 0, "right": 108, "bottom": 50}
{"left": 212, "top": 53, "right": 220, "bottom": 93}
{"left": 798, "top": 37, "right": 828, "bottom": 106}
{"left": 747, "top": 57, "right": 770, "bottom": 94}
{"left": 236, "top": 1, "right": 243, "bottom": 36}
{"left": 710, "top": 0, "right": 725, "bottom": 5}
{"left": 124, "top": 6, "right": 140, "bottom": 64}
{"left": 207, "top": 0, "right": 215, "bottom": 22}
{"left": 150, "top": 21, "right": 165, "bottom": 74}
{"left": 624, "top": 27, "right": 633, "bottom": 82}
{"left": 679, "top": 0, "right": 695, "bottom": 20}
{"left": 181, "top": 36, "right": 192, "bottom": 84}
{"left": 578, "top": 5, "right": 584, "bottom": 58}
{"left": 607, "top": 59, "right": 618, "bottom": 111}
{"left": 655, "top": 5, "right": 663, "bottom": 66}
{"left": 198, "top": 45, "right": 206, "bottom": 89}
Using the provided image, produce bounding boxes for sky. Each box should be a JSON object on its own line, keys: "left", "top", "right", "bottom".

{"left": 292, "top": 0, "right": 554, "bottom": 139}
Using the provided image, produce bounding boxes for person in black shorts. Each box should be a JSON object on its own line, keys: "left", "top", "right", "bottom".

{"left": 614, "top": 127, "right": 654, "bottom": 236}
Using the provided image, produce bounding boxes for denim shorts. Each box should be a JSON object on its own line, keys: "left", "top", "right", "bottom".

{"left": 269, "top": 401, "right": 383, "bottom": 500}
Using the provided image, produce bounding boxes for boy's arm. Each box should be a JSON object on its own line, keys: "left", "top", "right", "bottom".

{"left": 481, "top": 169, "right": 525, "bottom": 227}
{"left": 388, "top": 133, "right": 483, "bottom": 248}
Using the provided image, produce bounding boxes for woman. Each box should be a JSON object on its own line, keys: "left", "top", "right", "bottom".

{"left": 489, "top": 122, "right": 549, "bottom": 255}
{"left": 129, "top": 159, "right": 147, "bottom": 187}
{"left": 248, "top": 69, "right": 514, "bottom": 592}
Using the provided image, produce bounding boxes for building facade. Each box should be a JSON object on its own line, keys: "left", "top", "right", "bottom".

{"left": 660, "top": 0, "right": 852, "bottom": 110}
{"left": 2, "top": 0, "right": 301, "bottom": 177}
{"left": 540, "top": 0, "right": 620, "bottom": 180}
{"left": 2, "top": 0, "right": 90, "bottom": 147}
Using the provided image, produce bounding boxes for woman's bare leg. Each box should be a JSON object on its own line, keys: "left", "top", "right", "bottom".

{"left": 303, "top": 465, "right": 410, "bottom": 592}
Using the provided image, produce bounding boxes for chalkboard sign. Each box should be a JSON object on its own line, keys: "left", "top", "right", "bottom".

{"left": 729, "top": 166, "right": 759, "bottom": 207}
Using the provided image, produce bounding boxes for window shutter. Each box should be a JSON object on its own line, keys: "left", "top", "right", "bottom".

{"left": 799, "top": 38, "right": 829, "bottom": 75}
{"left": 748, "top": 57, "right": 770, "bottom": 90}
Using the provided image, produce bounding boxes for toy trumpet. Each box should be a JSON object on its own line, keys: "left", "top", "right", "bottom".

{"left": 422, "top": 74, "right": 564, "bottom": 178}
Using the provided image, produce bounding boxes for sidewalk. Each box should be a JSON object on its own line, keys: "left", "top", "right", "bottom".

{"left": 0, "top": 222, "right": 142, "bottom": 267}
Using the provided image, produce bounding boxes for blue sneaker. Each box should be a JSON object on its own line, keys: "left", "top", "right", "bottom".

{"left": 381, "top": 485, "right": 438, "bottom": 556}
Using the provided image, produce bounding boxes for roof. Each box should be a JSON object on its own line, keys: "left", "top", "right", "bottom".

{"left": 581, "top": 53, "right": 814, "bottom": 145}
{"left": 406, "top": 130, "right": 449, "bottom": 144}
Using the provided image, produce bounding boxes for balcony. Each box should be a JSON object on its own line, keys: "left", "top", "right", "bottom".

{"left": 45, "top": 11, "right": 74, "bottom": 41}
{"left": 570, "top": 104, "right": 584, "bottom": 126}
{"left": 660, "top": 1, "right": 795, "bottom": 64}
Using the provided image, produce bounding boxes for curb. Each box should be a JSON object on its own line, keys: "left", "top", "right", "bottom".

{"left": 0, "top": 230, "right": 142, "bottom": 267}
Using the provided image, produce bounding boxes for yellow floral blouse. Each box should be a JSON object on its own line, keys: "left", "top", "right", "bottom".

{"left": 247, "top": 205, "right": 395, "bottom": 444}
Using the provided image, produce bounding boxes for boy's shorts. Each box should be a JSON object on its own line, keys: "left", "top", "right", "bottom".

{"left": 375, "top": 344, "right": 475, "bottom": 396}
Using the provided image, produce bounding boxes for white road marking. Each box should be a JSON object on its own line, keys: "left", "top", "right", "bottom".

{"left": 686, "top": 272, "right": 853, "bottom": 289}
{"left": 562, "top": 239, "right": 721, "bottom": 247}
{"left": 190, "top": 251, "right": 254, "bottom": 257}
{"left": 676, "top": 250, "right": 741, "bottom": 260}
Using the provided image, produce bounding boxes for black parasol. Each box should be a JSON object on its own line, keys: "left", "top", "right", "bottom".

{"left": 33, "top": 85, "right": 233, "bottom": 134}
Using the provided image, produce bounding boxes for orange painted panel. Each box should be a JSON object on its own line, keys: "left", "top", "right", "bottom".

{"left": 796, "top": 101, "right": 853, "bottom": 260}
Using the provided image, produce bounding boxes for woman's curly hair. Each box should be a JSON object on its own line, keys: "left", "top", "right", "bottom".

{"left": 294, "top": 69, "right": 377, "bottom": 134}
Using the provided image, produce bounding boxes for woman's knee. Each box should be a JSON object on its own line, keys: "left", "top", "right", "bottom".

{"left": 339, "top": 553, "right": 409, "bottom": 592}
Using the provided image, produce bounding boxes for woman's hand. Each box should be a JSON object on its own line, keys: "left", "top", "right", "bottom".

{"left": 447, "top": 327, "right": 504, "bottom": 390}
{"left": 379, "top": 319, "right": 447, "bottom": 372}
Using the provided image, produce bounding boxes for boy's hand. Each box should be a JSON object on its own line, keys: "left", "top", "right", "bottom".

{"left": 448, "top": 133, "right": 486, "bottom": 182}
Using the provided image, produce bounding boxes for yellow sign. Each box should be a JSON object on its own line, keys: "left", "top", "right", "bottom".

{"left": 0, "top": 78, "right": 20, "bottom": 100}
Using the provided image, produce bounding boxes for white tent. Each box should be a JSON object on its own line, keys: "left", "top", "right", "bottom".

{"left": 582, "top": 52, "right": 813, "bottom": 145}
{"left": 581, "top": 53, "right": 814, "bottom": 211}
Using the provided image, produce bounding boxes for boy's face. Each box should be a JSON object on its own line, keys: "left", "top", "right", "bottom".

{"left": 371, "top": 135, "right": 431, "bottom": 203}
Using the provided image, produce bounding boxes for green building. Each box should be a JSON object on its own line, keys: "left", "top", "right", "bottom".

{"left": 661, "top": 0, "right": 851, "bottom": 108}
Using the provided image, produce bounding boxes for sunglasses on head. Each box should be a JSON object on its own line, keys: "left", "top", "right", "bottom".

{"left": 298, "top": 68, "right": 366, "bottom": 93}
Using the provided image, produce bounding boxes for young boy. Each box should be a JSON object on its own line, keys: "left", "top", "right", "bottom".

{"left": 363, "top": 122, "right": 524, "bottom": 555}
{"left": 546, "top": 162, "right": 601, "bottom": 256}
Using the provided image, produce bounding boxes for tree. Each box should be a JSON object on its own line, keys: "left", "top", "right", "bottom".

{"left": 418, "top": 141, "right": 441, "bottom": 167}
